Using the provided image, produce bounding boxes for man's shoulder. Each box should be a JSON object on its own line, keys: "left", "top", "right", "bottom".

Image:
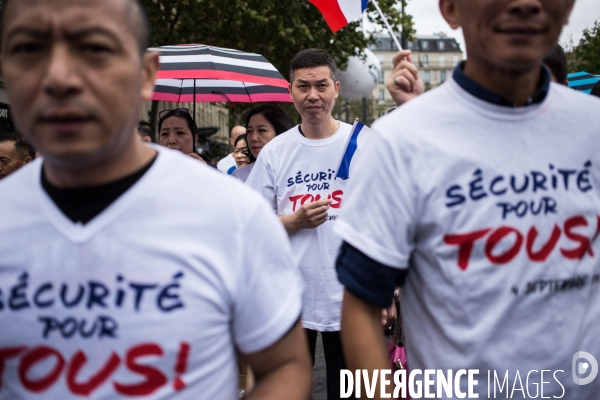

{"left": 371, "top": 85, "right": 450, "bottom": 144}
{"left": 216, "top": 153, "right": 235, "bottom": 172}
{"left": 157, "top": 148, "right": 262, "bottom": 204}
{"left": 550, "top": 83, "right": 600, "bottom": 114}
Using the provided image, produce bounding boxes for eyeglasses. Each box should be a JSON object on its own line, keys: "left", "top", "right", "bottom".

{"left": 158, "top": 108, "right": 192, "bottom": 121}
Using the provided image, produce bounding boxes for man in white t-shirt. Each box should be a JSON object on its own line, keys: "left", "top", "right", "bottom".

{"left": 335, "top": 0, "right": 600, "bottom": 398}
{"left": 0, "top": 0, "right": 311, "bottom": 399}
{"left": 246, "top": 48, "right": 353, "bottom": 400}
{"left": 217, "top": 125, "right": 246, "bottom": 174}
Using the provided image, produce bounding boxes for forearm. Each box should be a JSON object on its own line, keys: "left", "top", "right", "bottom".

{"left": 341, "top": 289, "right": 390, "bottom": 398}
{"left": 279, "top": 214, "right": 299, "bottom": 235}
{"left": 246, "top": 320, "right": 312, "bottom": 400}
{"left": 247, "top": 356, "right": 311, "bottom": 400}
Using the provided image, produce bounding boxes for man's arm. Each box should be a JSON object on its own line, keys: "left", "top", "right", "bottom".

{"left": 246, "top": 319, "right": 312, "bottom": 400}
{"left": 280, "top": 199, "right": 332, "bottom": 235}
{"left": 336, "top": 242, "right": 407, "bottom": 399}
{"left": 341, "top": 290, "right": 391, "bottom": 397}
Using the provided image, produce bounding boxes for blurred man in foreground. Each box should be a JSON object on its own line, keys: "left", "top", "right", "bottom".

{"left": 0, "top": 0, "right": 311, "bottom": 399}
{"left": 336, "top": 0, "right": 600, "bottom": 397}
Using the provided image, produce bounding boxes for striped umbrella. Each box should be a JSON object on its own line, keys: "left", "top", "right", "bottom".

{"left": 567, "top": 71, "right": 600, "bottom": 94}
{"left": 153, "top": 79, "right": 291, "bottom": 103}
{"left": 150, "top": 44, "right": 292, "bottom": 107}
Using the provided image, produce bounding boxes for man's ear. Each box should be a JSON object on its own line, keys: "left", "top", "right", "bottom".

{"left": 194, "top": 134, "right": 199, "bottom": 148}
{"left": 334, "top": 81, "right": 340, "bottom": 98}
{"left": 141, "top": 51, "right": 160, "bottom": 100}
{"left": 23, "top": 156, "right": 33, "bottom": 165}
{"left": 439, "top": 0, "right": 461, "bottom": 30}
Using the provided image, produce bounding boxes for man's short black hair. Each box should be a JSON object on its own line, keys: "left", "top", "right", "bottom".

{"left": 289, "top": 49, "right": 338, "bottom": 83}
{"left": 543, "top": 44, "right": 568, "bottom": 85}
{"left": 137, "top": 120, "right": 154, "bottom": 141}
{"left": 0, "top": 0, "right": 151, "bottom": 54}
{"left": 0, "top": 131, "right": 35, "bottom": 159}
{"left": 591, "top": 81, "right": 600, "bottom": 98}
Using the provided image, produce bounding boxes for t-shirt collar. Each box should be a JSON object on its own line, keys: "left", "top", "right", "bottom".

{"left": 452, "top": 61, "right": 550, "bottom": 108}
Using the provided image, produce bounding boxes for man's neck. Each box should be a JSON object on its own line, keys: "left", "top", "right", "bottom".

{"left": 463, "top": 57, "right": 542, "bottom": 107}
{"left": 300, "top": 117, "right": 337, "bottom": 140}
{"left": 44, "top": 138, "right": 157, "bottom": 188}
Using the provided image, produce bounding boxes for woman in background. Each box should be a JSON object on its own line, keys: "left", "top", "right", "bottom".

{"left": 233, "top": 134, "right": 253, "bottom": 169}
{"left": 158, "top": 108, "right": 215, "bottom": 167}
{"left": 231, "top": 104, "right": 293, "bottom": 182}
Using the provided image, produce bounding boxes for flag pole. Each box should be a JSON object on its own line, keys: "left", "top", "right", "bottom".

{"left": 371, "top": 0, "right": 403, "bottom": 51}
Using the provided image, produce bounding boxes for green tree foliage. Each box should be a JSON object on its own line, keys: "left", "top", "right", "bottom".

{"left": 143, "top": 0, "right": 414, "bottom": 130}
{"left": 143, "top": 0, "right": 414, "bottom": 76}
{"left": 569, "top": 20, "right": 600, "bottom": 73}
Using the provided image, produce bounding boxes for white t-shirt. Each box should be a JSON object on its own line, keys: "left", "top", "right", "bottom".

{"left": 335, "top": 80, "right": 600, "bottom": 397}
{"left": 246, "top": 123, "right": 352, "bottom": 331}
{"left": 0, "top": 146, "right": 303, "bottom": 399}
{"left": 217, "top": 153, "right": 236, "bottom": 174}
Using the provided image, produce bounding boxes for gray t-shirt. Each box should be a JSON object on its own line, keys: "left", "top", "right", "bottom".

{"left": 231, "top": 162, "right": 255, "bottom": 183}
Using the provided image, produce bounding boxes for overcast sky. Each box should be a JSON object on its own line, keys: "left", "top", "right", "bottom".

{"left": 399, "top": 0, "right": 600, "bottom": 56}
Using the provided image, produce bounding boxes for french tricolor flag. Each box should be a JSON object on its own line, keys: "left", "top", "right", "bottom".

{"left": 336, "top": 121, "right": 375, "bottom": 180}
{"left": 309, "top": 0, "right": 370, "bottom": 33}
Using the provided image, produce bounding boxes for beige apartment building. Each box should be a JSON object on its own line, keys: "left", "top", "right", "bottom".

{"left": 369, "top": 33, "right": 464, "bottom": 118}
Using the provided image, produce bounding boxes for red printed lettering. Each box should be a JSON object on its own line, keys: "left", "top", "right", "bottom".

{"left": 526, "top": 225, "right": 561, "bottom": 262}
{"left": 2, "top": 342, "right": 188, "bottom": 396}
{"left": 330, "top": 190, "right": 343, "bottom": 209}
{"left": 561, "top": 216, "right": 593, "bottom": 259}
{"left": 289, "top": 195, "right": 303, "bottom": 212}
{"left": 67, "top": 351, "right": 120, "bottom": 396}
{"left": 444, "top": 229, "right": 491, "bottom": 270}
{"left": 485, "top": 226, "right": 523, "bottom": 264}
{"left": 0, "top": 347, "right": 27, "bottom": 390}
{"left": 173, "top": 342, "right": 190, "bottom": 391}
{"left": 445, "top": 215, "right": 599, "bottom": 270}
{"left": 300, "top": 194, "right": 314, "bottom": 206}
{"left": 113, "top": 343, "right": 167, "bottom": 396}
{"left": 18, "top": 346, "right": 65, "bottom": 393}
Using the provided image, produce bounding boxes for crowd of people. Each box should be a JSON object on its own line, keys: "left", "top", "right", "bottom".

{"left": 0, "top": 0, "right": 599, "bottom": 399}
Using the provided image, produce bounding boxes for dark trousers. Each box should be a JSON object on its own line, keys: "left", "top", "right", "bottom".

{"left": 306, "top": 329, "right": 354, "bottom": 400}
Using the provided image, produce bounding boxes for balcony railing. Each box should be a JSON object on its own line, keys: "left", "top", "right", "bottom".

{"left": 415, "top": 61, "right": 461, "bottom": 69}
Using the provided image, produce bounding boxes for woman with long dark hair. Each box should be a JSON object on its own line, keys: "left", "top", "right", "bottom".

{"left": 231, "top": 104, "right": 293, "bottom": 182}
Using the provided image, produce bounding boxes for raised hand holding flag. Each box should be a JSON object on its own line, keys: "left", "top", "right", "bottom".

{"left": 309, "top": 0, "right": 403, "bottom": 51}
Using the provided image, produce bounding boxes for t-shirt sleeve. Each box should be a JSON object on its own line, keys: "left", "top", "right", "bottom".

{"left": 245, "top": 154, "right": 277, "bottom": 213}
{"left": 232, "top": 200, "right": 304, "bottom": 354}
{"left": 334, "top": 128, "right": 417, "bottom": 269}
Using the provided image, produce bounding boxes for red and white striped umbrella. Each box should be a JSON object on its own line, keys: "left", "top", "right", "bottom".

{"left": 150, "top": 44, "right": 292, "bottom": 103}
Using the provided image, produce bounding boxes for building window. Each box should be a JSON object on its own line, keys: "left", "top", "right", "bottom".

{"left": 379, "top": 89, "right": 385, "bottom": 101}
{"left": 422, "top": 54, "right": 429, "bottom": 66}
{"left": 439, "top": 56, "right": 445, "bottom": 67}
{"left": 378, "top": 63, "right": 384, "bottom": 84}
{"left": 440, "top": 70, "right": 446, "bottom": 83}
{"left": 423, "top": 71, "right": 430, "bottom": 83}
{"left": 438, "top": 40, "right": 445, "bottom": 50}
{"left": 421, "top": 40, "right": 429, "bottom": 50}
{"left": 453, "top": 55, "right": 460, "bottom": 66}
